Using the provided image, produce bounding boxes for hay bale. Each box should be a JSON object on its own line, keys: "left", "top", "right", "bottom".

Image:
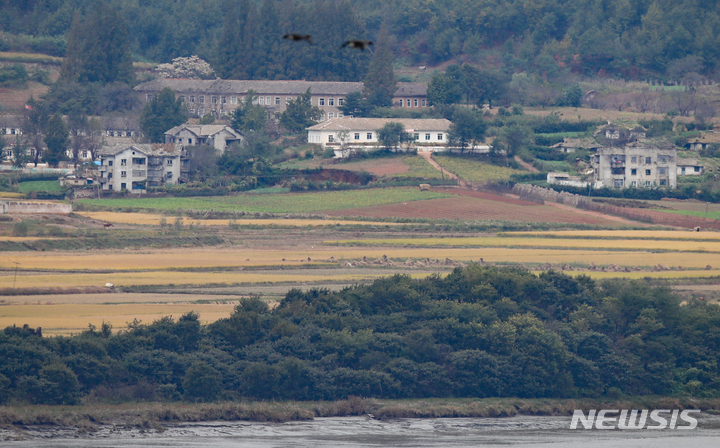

{"left": 419, "top": 184, "right": 431, "bottom": 191}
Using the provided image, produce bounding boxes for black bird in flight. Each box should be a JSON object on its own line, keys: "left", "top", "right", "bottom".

{"left": 341, "top": 39, "right": 374, "bottom": 51}
{"left": 283, "top": 34, "right": 313, "bottom": 45}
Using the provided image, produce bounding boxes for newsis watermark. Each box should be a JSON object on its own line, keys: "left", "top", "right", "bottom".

{"left": 570, "top": 409, "right": 701, "bottom": 430}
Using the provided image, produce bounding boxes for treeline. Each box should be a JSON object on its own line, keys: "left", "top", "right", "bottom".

{"left": 2, "top": 0, "right": 720, "bottom": 80}
{"left": 1, "top": 265, "right": 719, "bottom": 405}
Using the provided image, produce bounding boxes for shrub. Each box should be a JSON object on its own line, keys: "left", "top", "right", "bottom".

{"left": 183, "top": 362, "right": 222, "bottom": 401}
{"left": 13, "top": 221, "right": 29, "bottom": 237}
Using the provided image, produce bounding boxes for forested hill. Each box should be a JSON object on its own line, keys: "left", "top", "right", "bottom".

{"left": 1, "top": 0, "right": 720, "bottom": 80}
{"left": 1, "top": 265, "right": 719, "bottom": 405}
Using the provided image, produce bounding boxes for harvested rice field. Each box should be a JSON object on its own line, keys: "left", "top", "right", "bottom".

{"left": 506, "top": 230, "right": 720, "bottom": 240}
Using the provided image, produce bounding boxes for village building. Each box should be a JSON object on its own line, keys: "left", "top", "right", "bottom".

{"left": 164, "top": 124, "right": 242, "bottom": 153}
{"left": 590, "top": 145, "right": 677, "bottom": 188}
{"left": 684, "top": 131, "right": 720, "bottom": 151}
{"left": 551, "top": 137, "right": 601, "bottom": 153}
{"left": 0, "top": 115, "right": 22, "bottom": 137}
{"left": 134, "top": 79, "right": 428, "bottom": 120}
{"left": 676, "top": 158, "right": 704, "bottom": 176}
{"left": 307, "top": 117, "right": 451, "bottom": 157}
{"left": 102, "top": 116, "right": 141, "bottom": 141}
{"left": 98, "top": 143, "right": 181, "bottom": 193}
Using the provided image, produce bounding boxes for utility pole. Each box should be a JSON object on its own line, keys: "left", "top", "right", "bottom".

{"left": 12, "top": 261, "right": 20, "bottom": 289}
{"left": 705, "top": 202, "right": 710, "bottom": 222}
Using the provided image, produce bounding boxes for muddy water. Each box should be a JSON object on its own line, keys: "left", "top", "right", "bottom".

{"left": 5, "top": 415, "right": 720, "bottom": 447}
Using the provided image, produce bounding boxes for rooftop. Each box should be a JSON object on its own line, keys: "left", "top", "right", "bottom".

{"left": 99, "top": 143, "right": 182, "bottom": 157}
{"left": 307, "top": 117, "right": 451, "bottom": 132}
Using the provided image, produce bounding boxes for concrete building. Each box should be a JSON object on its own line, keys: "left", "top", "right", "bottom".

{"left": 306, "top": 117, "right": 451, "bottom": 157}
{"left": 164, "top": 124, "right": 242, "bottom": 153}
{"left": 98, "top": 143, "right": 181, "bottom": 193}
{"left": 590, "top": 145, "right": 677, "bottom": 188}
{"left": 135, "top": 79, "right": 427, "bottom": 120}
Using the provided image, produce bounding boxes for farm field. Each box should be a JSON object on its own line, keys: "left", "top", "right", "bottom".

{"left": 432, "top": 155, "right": 524, "bottom": 182}
{"left": 650, "top": 208, "right": 720, "bottom": 220}
{"left": 327, "top": 236, "right": 720, "bottom": 252}
{"left": 17, "top": 180, "right": 62, "bottom": 192}
{"left": 507, "top": 230, "right": 720, "bottom": 240}
{"left": 77, "top": 187, "right": 452, "bottom": 213}
{"left": 0, "top": 303, "right": 236, "bottom": 336}
{"left": 326, "top": 196, "right": 619, "bottom": 225}
{"left": 77, "top": 212, "right": 404, "bottom": 227}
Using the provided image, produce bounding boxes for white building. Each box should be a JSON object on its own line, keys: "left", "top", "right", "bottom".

{"left": 590, "top": 145, "right": 677, "bottom": 188}
{"left": 98, "top": 143, "right": 181, "bottom": 193}
{"left": 307, "top": 117, "right": 452, "bottom": 157}
{"left": 164, "top": 124, "right": 243, "bottom": 153}
{"left": 676, "top": 158, "right": 704, "bottom": 176}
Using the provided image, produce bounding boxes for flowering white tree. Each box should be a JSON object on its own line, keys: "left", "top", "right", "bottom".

{"left": 155, "top": 56, "right": 214, "bottom": 79}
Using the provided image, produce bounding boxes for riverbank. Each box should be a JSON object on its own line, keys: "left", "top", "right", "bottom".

{"left": 2, "top": 396, "right": 720, "bottom": 437}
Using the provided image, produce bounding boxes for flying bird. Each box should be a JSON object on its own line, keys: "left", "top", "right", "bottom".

{"left": 341, "top": 39, "right": 374, "bottom": 51}
{"left": 283, "top": 34, "right": 313, "bottom": 45}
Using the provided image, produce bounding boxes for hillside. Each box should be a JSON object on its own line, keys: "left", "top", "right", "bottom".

{"left": 1, "top": 0, "right": 719, "bottom": 81}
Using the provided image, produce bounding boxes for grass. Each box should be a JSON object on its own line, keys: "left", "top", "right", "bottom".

{"left": 505, "top": 230, "right": 720, "bottom": 240}
{"left": 77, "top": 187, "right": 453, "bottom": 213}
{"left": 18, "top": 180, "right": 62, "bottom": 192}
{"left": 391, "top": 155, "right": 445, "bottom": 179}
{"left": 432, "top": 155, "right": 523, "bottom": 182}
{"left": 651, "top": 209, "right": 720, "bottom": 220}
{"left": 0, "top": 51, "right": 63, "bottom": 64}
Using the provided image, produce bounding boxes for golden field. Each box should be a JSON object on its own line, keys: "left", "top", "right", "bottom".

{"left": 506, "top": 230, "right": 720, "bottom": 240}
{"left": 327, "top": 237, "right": 720, "bottom": 252}
{"left": 0, "top": 303, "right": 236, "bottom": 336}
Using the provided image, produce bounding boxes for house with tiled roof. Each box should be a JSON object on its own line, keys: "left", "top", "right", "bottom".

{"left": 676, "top": 158, "right": 704, "bottom": 176}
{"left": 164, "top": 123, "right": 242, "bottom": 153}
{"left": 135, "top": 79, "right": 428, "bottom": 120}
{"left": 98, "top": 143, "right": 182, "bottom": 192}
{"left": 684, "top": 132, "right": 720, "bottom": 151}
{"left": 307, "top": 117, "right": 451, "bottom": 157}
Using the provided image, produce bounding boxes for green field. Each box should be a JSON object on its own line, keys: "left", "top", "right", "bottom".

{"left": 433, "top": 155, "right": 524, "bottom": 182}
{"left": 18, "top": 180, "right": 62, "bottom": 192}
{"left": 78, "top": 187, "right": 453, "bottom": 213}
{"left": 652, "top": 208, "right": 720, "bottom": 220}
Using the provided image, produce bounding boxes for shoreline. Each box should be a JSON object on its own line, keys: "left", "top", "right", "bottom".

{"left": 1, "top": 396, "right": 719, "bottom": 437}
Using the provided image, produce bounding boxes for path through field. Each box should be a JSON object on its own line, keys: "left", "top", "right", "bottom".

{"left": 418, "top": 151, "right": 464, "bottom": 186}
{"left": 514, "top": 155, "right": 540, "bottom": 173}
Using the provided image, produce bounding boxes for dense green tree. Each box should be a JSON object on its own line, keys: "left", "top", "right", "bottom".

{"left": 230, "top": 91, "right": 267, "bottom": 134}
{"left": 140, "top": 87, "right": 187, "bottom": 143}
{"left": 363, "top": 23, "right": 396, "bottom": 108}
{"left": 183, "top": 362, "right": 222, "bottom": 401}
{"left": 338, "top": 91, "right": 373, "bottom": 118}
{"left": 501, "top": 123, "right": 533, "bottom": 156}
{"left": 43, "top": 113, "right": 69, "bottom": 167}
{"left": 280, "top": 89, "right": 322, "bottom": 133}
{"left": 427, "top": 72, "right": 462, "bottom": 106}
{"left": 21, "top": 96, "right": 49, "bottom": 167}
{"left": 376, "top": 122, "right": 410, "bottom": 152}
{"left": 447, "top": 107, "right": 486, "bottom": 153}
{"left": 0, "top": 135, "right": 6, "bottom": 164}
{"left": 60, "top": 4, "right": 134, "bottom": 85}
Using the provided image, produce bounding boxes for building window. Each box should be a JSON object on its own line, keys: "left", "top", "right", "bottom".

{"left": 422, "top": 99, "right": 427, "bottom": 107}
{"left": 121, "top": 171, "right": 127, "bottom": 178}
{"left": 275, "top": 97, "right": 281, "bottom": 105}
{"left": 198, "top": 108, "right": 204, "bottom": 116}
{"left": 425, "top": 133, "right": 431, "bottom": 140}
{"left": 190, "top": 96, "right": 195, "bottom": 103}
{"left": 631, "top": 169, "right": 637, "bottom": 175}
{"left": 265, "top": 96, "right": 270, "bottom": 105}
{"left": 645, "top": 169, "right": 651, "bottom": 175}
{"left": 328, "top": 113, "right": 334, "bottom": 118}
{"left": 414, "top": 99, "right": 418, "bottom": 107}
{"left": 338, "top": 98, "right": 344, "bottom": 106}
{"left": 414, "top": 133, "right": 419, "bottom": 140}
{"left": 133, "top": 158, "right": 146, "bottom": 165}
{"left": 108, "top": 160, "right": 113, "bottom": 166}
{"left": 611, "top": 168, "right": 625, "bottom": 175}
{"left": 399, "top": 99, "right": 404, "bottom": 107}
{"left": 631, "top": 181, "right": 636, "bottom": 186}
{"left": 695, "top": 166, "right": 700, "bottom": 172}
{"left": 631, "top": 156, "right": 636, "bottom": 163}
{"left": 645, "top": 157, "right": 651, "bottom": 164}
{"left": 660, "top": 179, "right": 667, "bottom": 185}
{"left": 188, "top": 138, "right": 193, "bottom": 145}
{"left": 146, "top": 94, "right": 153, "bottom": 101}
{"left": 320, "top": 112, "right": 325, "bottom": 120}
{"left": 121, "top": 159, "right": 126, "bottom": 166}
{"left": 167, "top": 159, "right": 173, "bottom": 166}
{"left": 121, "top": 183, "right": 126, "bottom": 190}
{"left": 212, "top": 96, "right": 217, "bottom": 104}
{"left": 259, "top": 97, "right": 265, "bottom": 105}
{"left": 199, "top": 96, "right": 205, "bottom": 103}
{"left": 286, "top": 97, "right": 292, "bottom": 104}
{"left": 338, "top": 112, "right": 344, "bottom": 117}
{"left": 645, "top": 181, "right": 651, "bottom": 186}
{"left": 614, "top": 179, "right": 624, "bottom": 187}
{"left": 231, "top": 96, "right": 237, "bottom": 104}
{"left": 180, "top": 95, "right": 185, "bottom": 102}
{"left": 319, "top": 98, "right": 325, "bottom": 106}
{"left": 438, "top": 133, "right": 443, "bottom": 140}
{"left": 220, "top": 110, "right": 227, "bottom": 116}
{"left": 658, "top": 167, "right": 667, "bottom": 174}
{"left": 328, "top": 98, "right": 334, "bottom": 106}
{"left": 367, "top": 132, "right": 372, "bottom": 139}
{"left": 189, "top": 108, "right": 195, "bottom": 114}
{"left": 328, "top": 134, "right": 334, "bottom": 143}
{"left": 354, "top": 133, "right": 360, "bottom": 140}
{"left": 166, "top": 172, "right": 173, "bottom": 179}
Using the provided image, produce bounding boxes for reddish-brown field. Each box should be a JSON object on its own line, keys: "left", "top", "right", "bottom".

{"left": 432, "top": 188, "right": 540, "bottom": 206}
{"left": 326, "top": 196, "right": 618, "bottom": 224}
{"left": 330, "top": 158, "right": 410, "bottom": 176}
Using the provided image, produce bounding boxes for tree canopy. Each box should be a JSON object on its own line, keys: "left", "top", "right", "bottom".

{"left": 139, "top": 87, "right": 187, "bottom": 143}
{"left": 280, "top": 89, "right": 322, "bottom": 133}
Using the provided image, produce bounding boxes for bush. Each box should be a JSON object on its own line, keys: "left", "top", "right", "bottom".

{"left": 183, "top": 362, "right": 222, "bottom": 401}
{"left": 13, "top": 221, "right": 29, "bottom": 237}
{"left": 0, "top": 64, "right": 29, "bottom": 88}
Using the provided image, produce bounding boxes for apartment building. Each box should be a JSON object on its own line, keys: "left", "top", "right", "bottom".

{"left": 591, "top": 145, "right": 677, "bottom": 188}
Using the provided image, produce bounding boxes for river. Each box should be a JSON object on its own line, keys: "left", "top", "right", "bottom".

{"left": 4, "top": 414, "right": 720, "bottom": 447}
